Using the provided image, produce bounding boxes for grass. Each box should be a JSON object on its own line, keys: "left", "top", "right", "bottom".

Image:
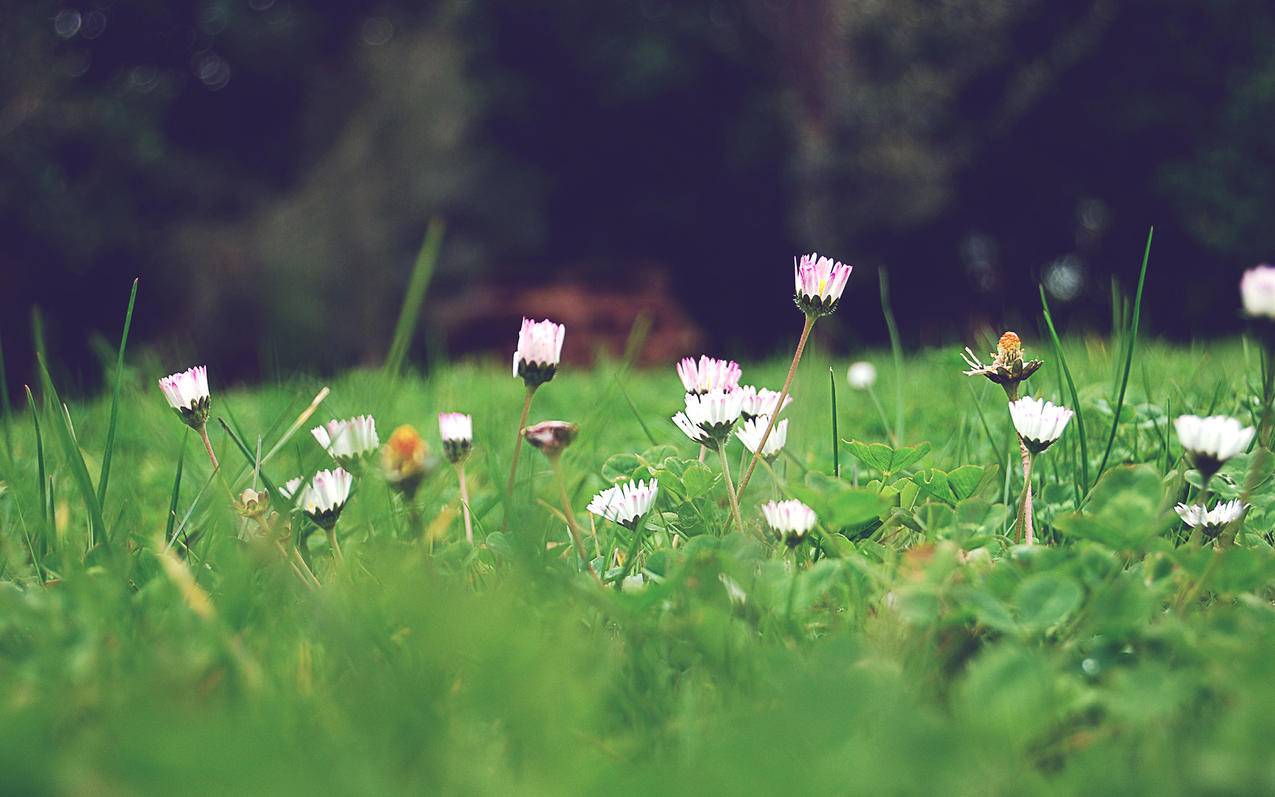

{"left": 0, "top": 336, "right": 1273, "bottom": 794}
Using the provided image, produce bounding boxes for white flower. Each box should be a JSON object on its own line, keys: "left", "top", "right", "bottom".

{"left": 794, "top": 252, "right": 852, "bottom": 316}
{"left": 676, "top": 355, "right": 741, "bottom": 395}
{"left": 513, "top": 317, "right": 565, "bottom": 386}
{"left": 1241, "top": 265, "right": 1275, "bottom": 319}
{"left": 761, "top": 499, "right": 817, "bottom": 544}
{"left": 312, "top": 416, "right": 379, "bottom": 462}
{"left": 158, "top": 364, "right": 210, "bottom": 415}
{"left": 673, "top": 388, "right": 744, "bottom": 445}
{"left": 1174, "top": 499, "right": 1245, "bottom": 531}
{"left": 283, "top": 468, "right": 353, "bottom": 528}
{"left": 846, "top": 361, "right": 877, "bottom": 390}
{"left": 438, "top": 412, "right": 473, "bottom": 444}
{"left": 736, "top": 415, "right": 787, "bottom": 459}
{"left": 1008, "top": 396, "right": 1073, "bottom": 453}
{"left": 738, "top": 385, "right": 792, "bottom": 419}
{"left": 1174, "top": 415, "right": 1255, "bottom": 471}
{"left": 587, "top": 479, "right": 659, "bottom": 528}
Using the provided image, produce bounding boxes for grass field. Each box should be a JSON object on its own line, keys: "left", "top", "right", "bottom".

{"left": 2, "top": 333, "right": 1274, "bottom": 795}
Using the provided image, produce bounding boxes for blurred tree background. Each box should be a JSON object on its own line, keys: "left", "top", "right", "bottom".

{"left": 2, "top": 0, "right": 1274, "bottom": 388}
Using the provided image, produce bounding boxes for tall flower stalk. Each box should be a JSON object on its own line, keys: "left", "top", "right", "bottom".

{"left": 1008, "top": 397, "right": 1073, "bottom": 544}
{"left": 674, "top": 389, "right": 745, "bottom": 532}
{"left": 158, "top": 365, "right": 218, "bottom": 469}
{"left": 523, "top": 420, "right": 596, "bottom": 577}
{"left": 505, "top": 318, "right": 565, "bottom": 524}
{"left": 439, "top": 412, "right": 475, "bottom": 545}
{"left": 738, "top": 253, "right": 852, "bottom": 497}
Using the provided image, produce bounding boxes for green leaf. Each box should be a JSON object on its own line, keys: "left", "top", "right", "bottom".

{"left": 97, "top": 277, "right": 138, "bottom": 508}
{"left": 845, "top": 439, "right": 931, "bottom": 475}
{"left": 681, "top": 464, "right": 716, "bottom": 500}
{"left": 601, "top": 453, "right": 645, "bottom": 483}
{"left": 1013, "top": 572, "right": 1083, "bottom": 632}
{"left": 1055, "top": 465, "right": 1169, "bottom": 550}
{"left": 37, "top": 355, "right": 108, "bottom": 549}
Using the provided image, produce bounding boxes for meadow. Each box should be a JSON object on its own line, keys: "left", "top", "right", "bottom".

{"left": 3, "top": 271, "right": 1275, "bottom": 793}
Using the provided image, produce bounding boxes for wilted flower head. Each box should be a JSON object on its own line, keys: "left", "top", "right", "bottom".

{"left": 1241, "top": 265, "right": 1275, "bottom": 320}
{"left": 794, "top": 253, "right": 853, "bottom": 317}
{"left": 761, "top": 499, "right": 817, "bottom": 546}
{"left": 846, "top": 361, "right": 877, "bottom": 390}
{"left": 736, "top": 415, "right": 787, "bottom": 459}
{"left": 1009, "top": 396, "right": 1074, "bottom": 454}
{"left": 961, "top": 331, "right": 1044, "bottom": 398}
{"left": 587, "top": 478, "right": 659, "bottom": 528}
{"left": 1175, "top": 414, "right": 1255, "bottom": 478}
{"left": 1175, "top": 499, "right": 1245, "bottom": 537}
{"left": 676, "top": 355, "right": 742, "bottom": 395}
{"left": 283, "top": 468, "right": 353, "bottom": 530}
{"left": 738, "top": 385, "right": 792, "bottom": 420}
{"left": 158, "top": 365, "right": 211, "bottom": 428}
{"left": 381, "top": 424, "right": 430, "bottom": 497}
{"left": 312, "top": 416, "right": 379, "bottom": 466}
{"left": 672, "top": 388, "right": 744, "bottom": 446}
{"left": 513, "top": 318, "right": 566, "bottom": 387}
{"left": 523, "top": 420, "right": 578, "bottom": 459}
{"left": 438, "top": 412, "right": 473, "bottom": 464}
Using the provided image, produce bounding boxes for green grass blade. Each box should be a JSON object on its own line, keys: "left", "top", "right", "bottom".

{"left": 96, "top": 278, "right": 139, "bottom": 507}
{"left": 829, "top": 366, "right": 840, "bottom": 478}
{"left": 165, "top": 430, "right": 188, "bottom": 543}
{"left": 37, "top": 355, "right": 109, "bottom": 549}
{"left": 1096, "top": 227, "right": 1153, "bottom": 481}
{"left": 1039, "top": 285, "right": 1090, "bottom": 495}
{"left": 25, "top": 386, "right": 48, "bottom": 533}
{"left": 0, "top": 333, "right": 13, "bottom": 462}
{"left": 384, "top": 218, "right": 446, "bottom": 377}
{"left": 878, "top": 268, "right": 905, "bottom": 442}
{"left": 216, "top": 417, "right": 282, "bottom": 500}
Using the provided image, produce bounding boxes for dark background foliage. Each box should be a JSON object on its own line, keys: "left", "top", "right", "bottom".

{"left": 2, "top": 0, "right": 1273, "bottom": 388}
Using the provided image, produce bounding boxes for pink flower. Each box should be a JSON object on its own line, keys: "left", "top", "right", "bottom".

{"left": 676, "top": 355, "right": 741, "bottom": 395}
{"left": 1241, "top": 264, "right": 1275, "bottom": 319}
{"left": 513, "top": 318, "right": 565, "bottom": 387}
{"left": 794, "top": 253, "right": 852, "bottom": 316}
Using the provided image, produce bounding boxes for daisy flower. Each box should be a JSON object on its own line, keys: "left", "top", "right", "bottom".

{"left": 1009, "top": 396, "right": 1074, "bottom": 454}
{"left": 1175, "top": 499, "right": 1246, "bottom": 536}
{"left": 438, "top": 412, "right": 473, "bottom": 464}
{"left": 676, "top": 355, "right": 742, "bottom": 395}
{"left": 672, "top": 388, "right": 744, "bottom": 447}
{"left": 761, "top": 499, "right": 817, "bottom": 546}
{"left": 158, "top": 365, "right": 211, "bottom": 428}
{"left": 587, "top": 478, "right": 659, "bottom": 528}
{"left": 794, "top": 252, "right": 853, "bottom": 318}
{"left": 846, "top": 361, "right": 877, "bottom": 390}
{"left": 283, "top": 468, "right": 353, "bottom": 531}
{"left": 513, "top": 317, "right": 566, "bottom": 388}
{"left": 961, "top": 331, "right": 1043, "bottom": 399}
{"left": 1174, "top": 414, "right": 1255, "bottom": 479}
{"left": 737, "top": 415, "right": 787, "bottom": 459}
{"left": 1241, "top": 265, "right": 1275, "bottom": 320}
{"left": 738, "top": 385, "right": 793, "bottom": 421}
{"left": 312, "top": 416, "right": 379, "bottom": 466}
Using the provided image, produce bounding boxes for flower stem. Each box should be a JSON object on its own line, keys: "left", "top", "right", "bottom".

{"left": 738, "top": 314, "right": 815, "bottom": 497}
{"left": 324, "top": 527, "right": 343, "bottom": 562}
{"left": 717, "top": 442, "right": 745, "bottom": 533}
{"left": 503, "top": 385, "right": 537, "bottom": 528}
{"left": 1016, "top": 439, "right": 1035, "bottom": 545}
{"left": 552, "top": 459, "right": 597, "bottom": 580}
{"left": 614, "top": 516, "right": 647, "bottom": 589}
{"left": 197, "top": 422, "right": 219, "bottom": 470}
{"left": 457, "top": 461, "right": 474, "bottom": 545}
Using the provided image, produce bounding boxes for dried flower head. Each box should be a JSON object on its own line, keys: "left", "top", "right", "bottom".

{"left": 961, "top": 331, "right": 1044, "bottom": 399}
{"left": 523, "top": 420, "right": 579, "bottom": 459}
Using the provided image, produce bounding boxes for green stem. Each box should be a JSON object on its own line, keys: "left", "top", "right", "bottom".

{"left": 503, "top": 385, "right": 536, "bottom": 528}
{"left": 717, "top": 442, "right": 745, "bottom": 534}
{"left": 738, "top": 315, "right": 815, "bottom": 497}
{"left": 1016, "top": 439, "right": 1035, "bottom": 545}
{"left": 197, "top": 422, "right": 219, "bottom": 471}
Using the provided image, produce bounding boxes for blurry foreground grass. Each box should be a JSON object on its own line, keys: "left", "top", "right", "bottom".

{"left": 2, "top": 339, "right": 1275, "bottom": 795}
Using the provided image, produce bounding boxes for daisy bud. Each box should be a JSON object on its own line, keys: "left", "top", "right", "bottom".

{"left": 438, "top": 412, "right": 473, "bottom": 464}
{"left": 846, "top": 361, "right": 877, "bottom": 390}
{"left": 523, "top": 420, "right": 578, "bottom": 459}
{"left": 1174, "top": 414, "right": 1255, "bottom": 480}
{"left": 381, "top": 424, "right": 431, "bottom": 498}
{"left": 672, "top": 388, "right": 744, "bottom": 447}
{"left": 312, "top": 415, "right": 379, "bottom": 468}
{"left": 1008, "top": 396, "right": 1074, "bottom": 454}
{"left": 283, "top": 468, "right": 353, "bottom": 530}
{"left": 961, "top": 331, "right": 1044, "bottom": 399}
{"left": 676, "top": 355, "right": 742, "bottom": 395}
{"left": 1241, "top": 264, "right": 1275, "bottom": 320}
{"left": 158, "top": 365, "right": 211, "bottom": 429}
{"left": 234, "top": 487, "right": 270, "bottom": 519}
{"left": 513, "top": 317, "right": 566, "bottom": 388}
{"left": 737, "top": 415, "right": 787, "bottom": 459}
{"left": 588, "top": 478, "right": 659, "bottom": 529}
{"left": 793, "top": 252, "right": 853, "bottom": 317}
{"left": 738, "top": 385, "right": 792, "bottom": 421}
{"left": 1174, "top": 499, "right": 1246, "bottom": 539}
{"left": 761, "top": 499, "right": 817, "bottom": 547}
